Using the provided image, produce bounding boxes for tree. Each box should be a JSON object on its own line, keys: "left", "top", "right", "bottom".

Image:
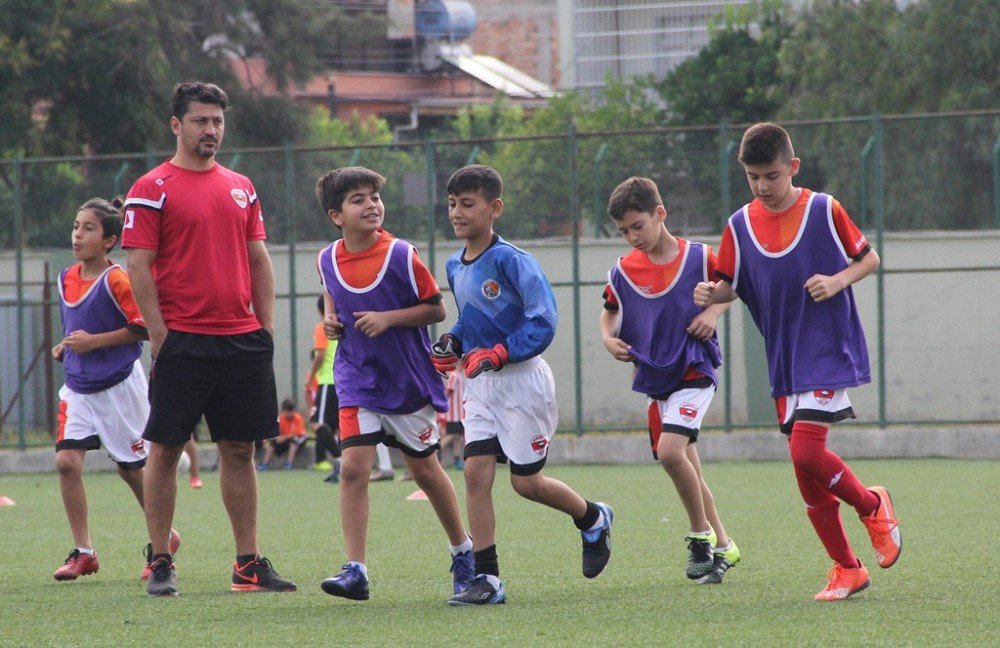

{"left": 656, "top": 0, "right": 790, "bottom": 126}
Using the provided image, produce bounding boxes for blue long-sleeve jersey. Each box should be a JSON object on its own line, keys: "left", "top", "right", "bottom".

{"left": 446, "top": 235, "right": 557, "bottom": 363}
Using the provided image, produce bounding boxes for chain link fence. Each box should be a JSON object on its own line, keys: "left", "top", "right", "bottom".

{"left": 3, "top": 111, "right": 999, "bottom": 447}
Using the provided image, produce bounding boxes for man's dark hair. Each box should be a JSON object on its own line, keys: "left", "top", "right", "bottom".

{"left": 446, "top": 164, "right": 503, "bottom": 202}
{"left": 738, "top": 122, "right": 795, "bottom": 166}
{"left": 606, "top": 177, "right": 663, "bottom": 221}
{"left": 314, "top": 166, "right": 387, "bottom": 215}
{"left": 77, "top": 197, "right": 125, "bottom": 251}
{"left": 171, "top": 82, "right": 229, "bottom": 119}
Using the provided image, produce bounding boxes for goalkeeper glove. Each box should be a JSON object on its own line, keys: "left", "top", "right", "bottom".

{"left": 463, "top": 344, "right": 510, "bottom": 379}
{"left": 431, "top": 334, "right": 462, "bottom": 376}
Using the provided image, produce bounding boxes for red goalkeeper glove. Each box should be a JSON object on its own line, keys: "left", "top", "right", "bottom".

{"left": 431, "top": 334, "right": 461, "bottom": 377}
{"left": 463, "top": 344, "right": 510, "bottom": 379}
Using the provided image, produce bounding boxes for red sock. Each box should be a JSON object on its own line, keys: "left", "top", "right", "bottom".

{"left": 794, "top": 463, "right": 858, "bottom": 568}
{"left": 789, "top": 421, "right": 879, "bottom": 516}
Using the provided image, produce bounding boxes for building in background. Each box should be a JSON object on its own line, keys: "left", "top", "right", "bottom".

{"left": 558, "top": 0, "right": 756, "bottom": 95}
{"left": 230, "top": 0, "right": 557, "bottom": 140}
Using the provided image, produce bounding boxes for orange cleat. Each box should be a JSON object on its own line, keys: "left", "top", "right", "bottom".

{"left": 190, "top": 476, "right": 203, "bottom": 489}
{"left": 54, "top": 549, "right": 100, "bottom": 581}
{"left": 814, "top": 561, "right": 870, "bottom": 601}
{"left": 861, "top": 486, "right": 901, "bottom": 568}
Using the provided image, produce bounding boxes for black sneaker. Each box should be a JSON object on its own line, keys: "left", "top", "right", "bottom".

{"left": 231, "top": 555, "right": 297, "bottom": 592}
{"left": 447, "top": 574, "right": 506, "bottom": 606}
{"left": 696, "top": 540, "right": 741, "bottom": 585}
{"left": 581, "top": 502, "right": 614, "bottom": 578}
{"left": 685, "top": 533, "right": 716, "bottom": 579}
{"left": 146, "top": 555, "right": 179, "bottom": 597}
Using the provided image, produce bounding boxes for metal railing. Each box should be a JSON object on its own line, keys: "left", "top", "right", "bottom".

{"left": 3, "top": 111, "right": 999, "bottom": 447}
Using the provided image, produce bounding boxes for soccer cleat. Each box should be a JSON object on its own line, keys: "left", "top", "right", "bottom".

{"left": 861, "top": 485, "right": 902, "bottom": 568}
{"left": 189, "top": 476, "right": 203, "bottom": 489}
{"left": 141, "top": 529, "right": 182, "bottom": 580}
{"left": 369, "top": 469, "right": 395, "bottom": 482}
{"left": 146, "top": 555, "right": 179, "bottom": 597}
{"left": 323, "top": 467, "right": 340, "bottom": 483}
{"left": 53, "top": 549, "right": 100, "bottom": 581}
{"left": 284, "top": 462, "right": 294, "bottom": 470}
{"left": 814, "top": 561, "right": 870, "bottom": 601}
{"left": 581, "top": 502, "right": 614, "bottom": 579}
{"left": 447, "top": 574, "right": 506, "bottom": 606}
{"left": 453, "top": 458, "right": 465, "bottom": 471}
{"left": 685, "top": 529, "right": 718, "bottom": 579}
{"left": 257, "top": 462, "right": 269, "bottom": 471}
{"left": 315, "top": 460, "right": 334, "bottom": 471}
{"left": 450, "top": 550, "right": 475, "bottom": 595}
{"left": 696, "top": 540, "right": 741, "bottom": 585}
{"left": 231, "top": 555, "right": 297, "bottom": 592}
{"left": 321, "top": 563, "right": 370, "bottom": 600}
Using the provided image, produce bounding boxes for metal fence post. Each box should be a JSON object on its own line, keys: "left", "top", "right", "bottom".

{"left": 718, "top": 122, "right": 733, "bottom": 433}
{"left": 567, "top": 121, "right": 583, "bottom": 435}
{"left": 859, "top": 136, "right": 875, "bottom": 229}
{"left": 873, "top": 114, "right": 887, "bottom": 427}
{"left": 593, "top": 143, "right": 608, "bottom": 237}
{"left": 993, "top": 135, "right": 1000, "bottom": 228}
{"left": 425, "top": 140, "right": 438, "bottom": 338}
{"left": 14, "top": 158, "right": 25, "bottom": 448}
{"left": 284, "top": 143, "right": 298, "bottom": 392}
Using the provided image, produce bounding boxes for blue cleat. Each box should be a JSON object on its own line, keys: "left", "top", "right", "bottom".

{"left": 321, "top": 563, "right": 370, "bottom": 600}
{"left": 450, "top": 549, "right": 475, "bottom": 595}
{"left": 581, "top": 502, "right": 614, "bottom": 578}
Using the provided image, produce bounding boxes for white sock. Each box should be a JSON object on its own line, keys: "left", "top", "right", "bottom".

{"left": 587, "top": 512, "right": 605, "bottom": 532}
{"left": 483, "top": 574, "right": 502, "bottom": 588}
{"left": 77, "top": 547, "right": 95, "bottom": 555}
{"left": 450, "top": 535, "right": 473, "bottom": 555}
{"left": 716, "top": 539, "right": 732, "bottom": 551}
{"left": 347, "top": 561, "right": 368, "bottom": 578}
{"left": 375, "top": 444, "right": 392, "bottom": 471}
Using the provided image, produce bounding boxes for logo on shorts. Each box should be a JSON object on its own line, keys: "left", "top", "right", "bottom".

{"left": 481, "top": 279, "right": 501, "bottom": 300}
{"left": 130, "top": 439, "right": 145, "bottom": 455}
{"left": 418, "top": 426, "right": 434, "bottom": 444}
{"left": 530, "top": 434, "right": 548, "bottom": 456}
{"left": 231, "top": 188, "right": 249, "bottom": 208}
{"left": 814, "top": 389, "right": 834, "bottom": 406}
{"left": 679, "top": 403, "right": 698, "bottom": 423}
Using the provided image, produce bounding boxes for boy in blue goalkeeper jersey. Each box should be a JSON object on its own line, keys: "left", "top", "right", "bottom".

{"left": 432, "top": 164, "right": 614, "bottom": 606}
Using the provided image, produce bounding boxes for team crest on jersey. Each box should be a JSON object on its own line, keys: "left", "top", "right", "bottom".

{"left": 418, "top": 426, "right": 434, "bottom": 444}
{"left": 679, "top": 403, "right": 698, "bottom": 423}
{"left": 124, "top": 210, "right": 135, "bottom": 229}
{"left": 813, "top": 389, "right": 834, "bottom": 406}
{"left": 231, "top": 188, "right": 249, "bottom": 208}
{"left": 481, "top": 279, "right": 501, "bottom": 300}
{"left": 130, "top": 439, "right": 145, "bottom": 455}
{"left": 530, "top": 434, "right": 548, "bottom": 456}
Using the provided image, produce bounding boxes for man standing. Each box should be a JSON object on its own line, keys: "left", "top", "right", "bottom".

{"left": 123, "top": 81, "right": 296, "bottom": 597}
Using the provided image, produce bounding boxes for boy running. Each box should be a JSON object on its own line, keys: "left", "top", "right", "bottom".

{"left": 52, "top": 197, "right": 180, "bottom": 582}
{"left": 314, "top": 166, "right": 473, "bottom": 602}
{"left": 600, "top": 177, "right": 739, "bottom": 584}
{"left": 694, "top": 123, "right": 902, "bottom": 601}
{"left": 433, "top": 164, "right": 613, "bottom": 606}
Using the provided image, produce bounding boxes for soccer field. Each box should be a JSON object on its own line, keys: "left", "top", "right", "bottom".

{"left": 1, "top": 459, "right": 996, "bottom": 647}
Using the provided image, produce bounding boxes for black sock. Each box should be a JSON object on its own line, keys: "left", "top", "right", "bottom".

{"left": 573, "top": 500, "right": 600, "bottom": 530}
{"left": 236, "top": 553, "right": 258, "bottom": 565}
{"left": 474, "top": 544, "right": 500, "bottom": 577}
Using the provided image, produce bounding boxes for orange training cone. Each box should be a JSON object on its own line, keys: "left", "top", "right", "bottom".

{"left": 0, "top": 496, "right": 16, "bottom": 506}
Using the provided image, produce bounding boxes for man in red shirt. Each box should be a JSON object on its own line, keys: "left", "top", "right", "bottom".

{"left": 123, "top": 81, "right": 295, "bottom": 597}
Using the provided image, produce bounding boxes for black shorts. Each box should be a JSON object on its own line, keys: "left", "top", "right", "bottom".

{"left": 144, "top": 329, "right": 279, "bottom": 446}
{"left": 310, "top": 384, "right": 339, "bottom": 429}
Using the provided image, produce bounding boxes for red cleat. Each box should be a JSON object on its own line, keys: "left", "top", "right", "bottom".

{"left": 814, "top": 561, "right": 870, "bottom": 601}
{"left": 54, "top": 549, "right": 99, "bottom": 581}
